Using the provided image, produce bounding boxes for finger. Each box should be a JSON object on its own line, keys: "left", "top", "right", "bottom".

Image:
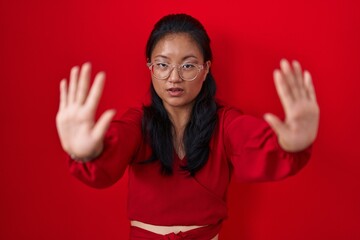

{"left": 304, "top": 70, "right": 317, "bottom": 102}
{"left": 84, "top": 71, "right": 106, "bottom": 113}
{"left": 68, "top": 66, "right": 79, "bottom": 104}
{"left": 273, "top": 69, "right": 294, "bottom": 110}
{"left": 280, "top": 59, "right": 301, "bottom": 99}
{"left": 292, "top": 60, "right": 306, "bottom": 97}
{"left": 77, "top": 62, "right": 91, "bottom": 104}
{"left": 264, "top": 113, "right": 286, "bottom": 136}
{"left": 292, "top": 60, "right": 303, "bottom": 82}
{"left": 59, "top": 79, "right": 67, "bottom": 111}
{"left": 92, "top": 109, "right": 116, "bottom": 140}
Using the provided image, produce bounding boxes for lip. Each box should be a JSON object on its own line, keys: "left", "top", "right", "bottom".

{"left": 166, "top": 87, "right": 184, "bottom": 97}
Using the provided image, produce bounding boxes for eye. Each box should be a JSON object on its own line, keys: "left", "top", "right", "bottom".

{"left": 182, "top": 63, "right": 196, "bottom": 70}
{"left": 155, "top": 63, "right": 169, "bottom": 69}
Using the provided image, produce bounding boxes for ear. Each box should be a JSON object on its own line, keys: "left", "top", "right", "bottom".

{"left": 205, "top": 61, "right": 211, "bottom": 74}
{"left": 203, "top": 61, "right": 211, "bottom": 81}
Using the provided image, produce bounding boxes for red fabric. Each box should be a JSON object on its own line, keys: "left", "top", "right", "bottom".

{"left": 129, "top": 222, "right": 221, "bottom": 240}
{"left": 68, "top": 105, "right": 311, "bottom": 227}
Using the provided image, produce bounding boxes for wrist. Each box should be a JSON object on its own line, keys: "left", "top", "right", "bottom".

{"left": 278, "top": 137, "right": 311, "bottom": 153}
{"left": 69, "top": 144, "right": 104, "bottom": 163}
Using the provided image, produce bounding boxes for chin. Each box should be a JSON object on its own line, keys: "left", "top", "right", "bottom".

{"left": 163, "top": 98, "right": 195, "bottom": 109}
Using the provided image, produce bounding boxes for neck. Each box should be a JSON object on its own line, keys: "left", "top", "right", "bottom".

{"left": 164, "top": 104, "right": 193, "bottom": 133}
{"left": 163, "top": 103, "right": 194, "bottom": 160}
{"left": 167, "top": 106, "right": 192, "bottom": 160}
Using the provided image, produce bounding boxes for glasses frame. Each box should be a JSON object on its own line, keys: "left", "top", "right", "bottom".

{"left": 147, "top": 62, "right": 207, "bottom": 81}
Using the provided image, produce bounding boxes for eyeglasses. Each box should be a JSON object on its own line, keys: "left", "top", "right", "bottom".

{"left": 147, "top": 62, "right": 207, "bottom": 81}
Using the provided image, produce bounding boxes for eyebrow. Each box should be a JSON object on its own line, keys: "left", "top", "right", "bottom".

{"left": 153, "top": 54, "right": 199, "bottom": 61}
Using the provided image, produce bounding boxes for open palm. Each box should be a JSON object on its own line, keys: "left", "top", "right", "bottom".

{"left": 264, "top": 59, "right": 320, "bottom": 152}
{"left": 56, "top": 63, "right": 116, "bottom": 161}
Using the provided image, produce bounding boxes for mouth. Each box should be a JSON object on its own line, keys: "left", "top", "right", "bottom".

{"left": 167, "top": 87, "right": 184, "bottom": 93}
{"left": 166, "top": 87, "right": 184, "bottom": 97}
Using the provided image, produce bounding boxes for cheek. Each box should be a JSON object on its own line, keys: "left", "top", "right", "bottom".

{"left": 193, "top": 73, "right": 207, "bottom": 92}
{"left": 198, "top": 71, "right": 208, "bottom": 83}
{"left": 188, "top": 81, "right": 204, "bottom": 96}
{"left": 152, "top": 79, "right": 163, "bottom": 94}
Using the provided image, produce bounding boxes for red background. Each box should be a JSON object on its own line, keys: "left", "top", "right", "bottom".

{"left": 1, "top": 0, "right": 360, "bottom": 239}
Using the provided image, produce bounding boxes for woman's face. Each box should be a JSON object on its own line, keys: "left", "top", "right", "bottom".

{"left": 149, "top": 33, "right": 210, "bottom": 112}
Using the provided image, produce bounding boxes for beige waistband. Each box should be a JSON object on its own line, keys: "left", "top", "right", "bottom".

{"left": 130, "top": 220, "right": 207, "bottom": 235}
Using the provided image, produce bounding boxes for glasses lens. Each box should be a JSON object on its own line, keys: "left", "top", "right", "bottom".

{"left": 180, "top": 64, "right": 199, "bottom": 81}
{"left": 152, "top": 64, "right": 170, "bottom": 80}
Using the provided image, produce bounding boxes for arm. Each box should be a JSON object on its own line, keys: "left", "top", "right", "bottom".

{"left": 224, "top": 110, "right": 311, "bottom": 182}
{"left": 225, "top": 59, "right": 319, "bottom": 182}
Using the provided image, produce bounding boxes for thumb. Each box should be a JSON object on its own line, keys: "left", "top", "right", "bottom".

{"left": 92, "top": 109, "right": 117, "bottom": 139}
{"left": 264, "top": 113, "right": 286, "bottom": 136}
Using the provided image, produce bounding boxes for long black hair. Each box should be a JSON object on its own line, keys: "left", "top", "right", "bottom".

{"left": 142, "top": 14, "right": 218, "bottom": 176}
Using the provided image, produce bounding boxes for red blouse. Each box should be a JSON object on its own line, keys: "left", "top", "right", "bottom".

{"left": 68, "top": 105, "right": 311, "bottom": 226}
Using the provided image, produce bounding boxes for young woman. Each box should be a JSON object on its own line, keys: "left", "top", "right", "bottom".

{"left": 56, "top": 14, "right": 319, "bottom": 240}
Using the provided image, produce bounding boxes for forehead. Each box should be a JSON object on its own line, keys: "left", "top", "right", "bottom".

{"left": 151, "top": 33, "right": 203, "bottom": 60}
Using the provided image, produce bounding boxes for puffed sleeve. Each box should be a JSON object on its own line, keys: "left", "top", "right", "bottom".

{"left": 223, "top": 107, "right": 311, "bottom": 182}
{"left": 67, "top": 108, "right": 143, "bottom": 188}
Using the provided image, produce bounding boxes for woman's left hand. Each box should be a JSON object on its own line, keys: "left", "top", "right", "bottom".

{"left": 264, "top": 59, "right": 320, "bottom": 152}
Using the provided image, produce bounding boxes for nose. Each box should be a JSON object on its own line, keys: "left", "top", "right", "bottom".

{"left": 168, "top": 66, "right": 182, "bottom": 83}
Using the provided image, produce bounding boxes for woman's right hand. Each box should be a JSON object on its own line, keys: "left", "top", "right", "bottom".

{"left": 56, "top": 62, "right": 116, "bottom": 161}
